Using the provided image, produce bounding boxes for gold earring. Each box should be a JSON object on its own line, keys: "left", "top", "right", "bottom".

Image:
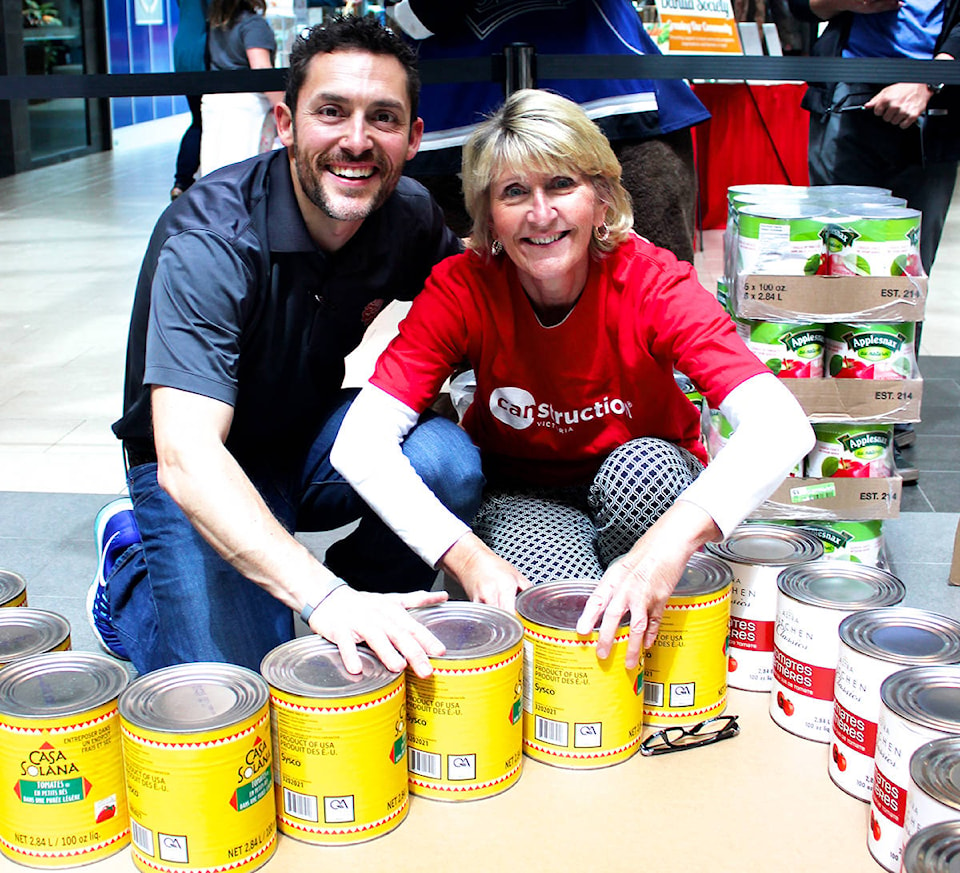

{"left": 594, "top": 223, "right": 610, "bottom": 243}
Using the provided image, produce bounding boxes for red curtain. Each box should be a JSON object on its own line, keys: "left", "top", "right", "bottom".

{"left": 692, "top": 82, "right": 811, "bottom": 229}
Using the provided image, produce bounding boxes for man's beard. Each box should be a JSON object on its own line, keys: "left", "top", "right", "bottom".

{"left": 293, "top": 134, "right": 400, "bottom": 223}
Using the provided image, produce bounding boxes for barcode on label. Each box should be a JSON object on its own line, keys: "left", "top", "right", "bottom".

{"left": 644, "top": 681, "right": 664, "bottom": 707}
{"left": 131, "top": 820, "right": 154, "bottom": 856}
{"left": 535, "top": 716, "right": 568, "bottom": 747}
{"left": 283, "top": 787, "right": 319, "bottom": 822}
{"left": 408, "top": 748, "right": 442, "bottom": 779}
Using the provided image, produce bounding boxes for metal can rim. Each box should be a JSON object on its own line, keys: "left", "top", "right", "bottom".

{"left": 0, "top": 607, "right": 71, "bottom": 664}
{"left": 705, "top": 524, "right": 823, "bottom": 566}
{"left": 0, "top": 650, "right": 129, "bottom": 718}
{"left": 902, "top": 821, "right": 960, "bottom": 873}
{"left": 909, "top": 736, "right": 960, "bottom": 812}
{"left": 119, "top": 661, "right": 268, "bottom": 733}
{"left": 516, "top": 580, "right": 627, "bottom": 632}
{"left": 408, "top": 602, "right": 523, "bottom": 659}
{"left": 0, "top": 570, "right": 27, "bottom": 605}
{"left": 261, "top": 636, "right": 399, "bottom": 699}
{"left": 776, "top": 561, "right": 905, "bottom": 610}
{"left": 839, "top": 607, "right": 960, "bottom": 665}
{"left": 673, "top": 552, "right": 732, "bottom": 599}
{"left": 880, "top": 665, "right": 960, "bottom": 733}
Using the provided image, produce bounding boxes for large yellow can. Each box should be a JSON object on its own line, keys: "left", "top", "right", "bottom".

{"left": 515, "top": 581, "right": 644, "bottom": 769}
{"left": 0, "top": 608, "right": 71, "bottom": 667}
{"left": 260, "top": 636, "right": 408, "bottom": 844}
{"left": 119, "top": 663, "right": 277, "bottom": 873}
{"left": 0, "top": 651, "right": 131, "bottom": 868}
{"left": 644, "top": 552, "right": 732, "bottom": 727}
{"left": 0, "top": 570, "right": 27, "bottom": 608}
{"left": 406, "top": 603, "right": 524, "bottom": 800}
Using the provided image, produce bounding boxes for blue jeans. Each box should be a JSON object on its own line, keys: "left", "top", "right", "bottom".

{"left": 108, "top": 389, "right": 484, "bottom": 674}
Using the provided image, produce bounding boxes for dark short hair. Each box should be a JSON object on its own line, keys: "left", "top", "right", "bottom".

{"left": 284, "top": 16, "right": 421, "bottom": 120}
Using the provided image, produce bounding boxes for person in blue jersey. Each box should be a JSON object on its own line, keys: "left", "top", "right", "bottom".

{"left": 390, "top": 0, "right": 711, "bottom": 263}
{"left": 790, "top": 0, "right": 959, "bottom": 471}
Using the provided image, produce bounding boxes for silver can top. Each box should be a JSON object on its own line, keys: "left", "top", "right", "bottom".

{"left": 0, "top": 608, "right": 70, "bottom": 665}
{"left": 909, "top": 736, "right": 960, "bottom": 813}
{"left": 901, "top": 821, "right": 960, "bottom": 873}
{"left": 119, "top": 662, "right": 268, "bottom": 733}
{"left": 706, "top": 524, "right": 823, "bottom": 567}
{"left": 516, "top": 580, "right": 627, "bottom": 632}
{"left": 673, "top": 552, "right": 732, "bottom": 599}
{"left": 0, "top": 570, "right": 26, "bottom": 604}
{"left": 777, "top": 561, "right": 905, "bottom": 610}
{"left": 261, "top": 636, "right": 399, "bottom": 699}
{"left": 839, "top": 608, "right": 960, "bottom": 666}
{"left": 0, "top": 651, "right": 129, "bottom": 719}
{"left": 880, "top": 666, "right": 960, "bottom": 733}
{"left": 408, "top": 602, "right": 522, "bottom": 659}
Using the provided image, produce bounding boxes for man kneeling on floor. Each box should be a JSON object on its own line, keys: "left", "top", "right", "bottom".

{"left": 89, "top": 15, "right": 483, "bottom": 677}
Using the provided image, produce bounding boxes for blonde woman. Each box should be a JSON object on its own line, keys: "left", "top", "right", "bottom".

{"left": 332, "top": 90, "right": 814, "bottom": 666}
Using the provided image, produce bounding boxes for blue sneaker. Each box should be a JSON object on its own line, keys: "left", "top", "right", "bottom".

{"left": 86, "top": 497, "right": 138, "bottom": 660}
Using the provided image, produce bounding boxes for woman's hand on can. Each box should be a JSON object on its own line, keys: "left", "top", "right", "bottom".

{"left": 440, "top": 531, "right": 532, "bottom": 613}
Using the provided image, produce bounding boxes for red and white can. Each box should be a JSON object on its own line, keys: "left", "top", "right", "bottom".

{"left": 706, "top": 525, "right": 822, "bottom": 691}
{"left": 901, "top": 821, "right": 960, "bottom": 873}
{"left": 831, "top": 608, "right": 960, "bottom": 801}
{"left": 903, "top": 736, "right": 960, "bottom": 846}
{"left": 771, "top": 562, "right": 904, "bottom": 742}
{"left": 869, "top": 665, "right": 960, "bottom": 872}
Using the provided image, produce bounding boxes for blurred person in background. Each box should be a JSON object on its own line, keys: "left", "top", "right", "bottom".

{"left": 171, "top": 0, "right": 209, "bottom": 200}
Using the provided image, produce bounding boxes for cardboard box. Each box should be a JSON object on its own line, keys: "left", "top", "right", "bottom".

{"left": 749, "top": 476, "right": 902, "bottom": 521}
{"left": 733, "top": 274, "right": 927, "bottom": 322}
{"left": 783, "top": 376, "right": 923, "bottom": 423}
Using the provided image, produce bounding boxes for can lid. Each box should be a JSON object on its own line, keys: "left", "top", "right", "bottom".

{"left": 880, "top": 666, "right": 960, "bottom": 732}
{"left": 777, "top": 561, "right": 905, "bottom": 610}
{"left": 260, "top": 636, "right": 398, "bottom": 698}
{"left": 909, "top": 736, "right": 960, "bottom": 812}
{"left": 119, "top": 662, "right": 268, "bottom": 733}
{"left": 0, "top": 608, "right": 71, "bottom": 665}
{"left": 673, "top": 552, "right": 732, "bottom": 599}
{"left": 0, "top": 570, "right": 26, "bottom": 603}
{"left": 515, "top": 580, "right": 628, "bottom": 632}
{"left": 839, "top": 607, "right": 960, "bottom": 665}
{"left": 0, "top": 651, "right": 129, "bottom": 718}
{"left": 705, "top": 524, "right": 823, "bottom": 566}
{"left": 408, "top": 602, "right": 522, "bottom": 659}
{"left": 901, "top": 821, "right": 960, "bottom": 873}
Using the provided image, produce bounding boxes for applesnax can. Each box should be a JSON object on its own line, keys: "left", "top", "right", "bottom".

{"left": 770, "top": 562, "right": 904, "bottom": 742}
{"left": 119, "top": 663, "right": 277, "bottom": 873}
{"left": 798, "top": 520, "right": 886, "bottom": 567}
{"left": 0, "top": 608, "right": 71, "bottom": 667}
{"left": 405, "top": 602, "right": 523, "bottom": 800}
{"left": 0, "top": 570, "right": 27, "bottom": 608}
{"left": 515, "top": 581, "right": 643, "bottom": 769}
{"left": 706, "top": 524, "right": 823, "bottom": 691}
{"left": 903, "top": 736, "right": 960, "bottom": 844}
{"left": 735, "top": 319, "right": 825, "bottom": 379}
{"left": 736, "top": 205, "right": 825, "bottom": 276}
{"left": 869, "top": 666, "right": 960, "bottom": 872}
{"left": 260, "top": 636, "right": 407, "bottom": 843}
{"left": 0, "top": 651, "right": 131, "bottom": 868}
{"left": 825, "top": 322, "right": 917, "bottom": 381}
{"left": 807, "top": 423, "right": 895, "bottom": 479}
{"left": 831, "top": 608, "right": 960, "bottom": 801}
{"left": 901, "top": 821, "right": 960, "bottom": 873}
{"left": 643, "top": 552, "right": 732, "bottom": 727}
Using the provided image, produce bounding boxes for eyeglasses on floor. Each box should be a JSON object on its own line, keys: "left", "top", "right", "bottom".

{"left": 640, "top": 714, "right": 740, "bottom": 757}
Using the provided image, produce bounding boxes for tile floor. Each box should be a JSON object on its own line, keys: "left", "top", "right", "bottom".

{"left": 0, "top": 114, "right": 957, "bottom": 659}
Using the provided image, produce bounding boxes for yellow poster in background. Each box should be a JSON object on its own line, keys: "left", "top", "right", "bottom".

{"left": 648, "top": 0, "right": 743, "bottom": 54}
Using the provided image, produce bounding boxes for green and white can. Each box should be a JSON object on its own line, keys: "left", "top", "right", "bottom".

{"left": 737, "top": 206, "right": 827, "bottom": 276}
{"left": 825, "top": 322, "right": 917, "bottom": 381}
{"left": 736, "top": 319, "right": 825, "bottom": 379}
{"left": 808, "top": 423, "right": 895, "bottom": 479}
{"left": 798, "top": 521, "right": 886, "bottom": 567}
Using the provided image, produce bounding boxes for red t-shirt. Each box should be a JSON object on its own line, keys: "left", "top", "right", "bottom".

{"left": 371, "top": 235, "right": 767, "bottom": 486}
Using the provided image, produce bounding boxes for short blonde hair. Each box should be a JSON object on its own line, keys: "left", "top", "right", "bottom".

{"left": 462, "top": 89, "right": 634, "bottom": 258}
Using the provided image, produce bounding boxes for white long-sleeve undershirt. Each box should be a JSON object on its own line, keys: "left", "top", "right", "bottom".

{"left": 330, "top": 371, "right": 815, "bottom": 568}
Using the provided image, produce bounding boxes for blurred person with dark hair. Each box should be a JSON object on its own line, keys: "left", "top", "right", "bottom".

{"left": 171, "top": 0, "right": 209, "bottom": 200}
{"left": 200, "top": 0, "right": 282, "bottom": 174}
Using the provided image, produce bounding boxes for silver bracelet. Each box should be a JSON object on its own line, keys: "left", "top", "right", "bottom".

{"left": 299, "top": 579, "right": 348, "bottom": 625}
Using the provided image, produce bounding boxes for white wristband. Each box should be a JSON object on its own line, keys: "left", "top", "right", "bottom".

{"left": 299, "top": 579, "right": 348, "bottom": 625}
